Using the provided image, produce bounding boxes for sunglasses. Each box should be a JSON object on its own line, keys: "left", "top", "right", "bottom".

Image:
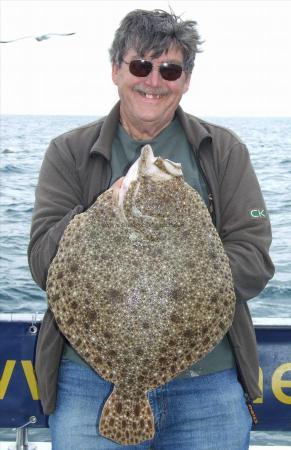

{"left": 123, "top": 59, "right": 184, "bottom": 81}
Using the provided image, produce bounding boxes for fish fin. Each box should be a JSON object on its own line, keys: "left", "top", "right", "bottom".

{"left": 99, "top": 387, "right": 155, "bottom": 445}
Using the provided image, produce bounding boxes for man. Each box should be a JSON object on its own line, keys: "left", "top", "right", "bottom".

{"left": 28, "top": 9, "right": 274, "bottom": 450}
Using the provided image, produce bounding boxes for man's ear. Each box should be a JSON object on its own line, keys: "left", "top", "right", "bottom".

{"left": 112, "top": 64, "right": 119, "bottom": 85}
{"left": 182, "top": 73, "right": 192, "bottom": 94}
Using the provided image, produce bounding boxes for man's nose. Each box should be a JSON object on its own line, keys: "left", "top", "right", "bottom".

{"left": 145, "top": 66, "right": 162, "bottom": 86}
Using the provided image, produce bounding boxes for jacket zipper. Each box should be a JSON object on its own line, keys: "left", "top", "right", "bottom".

{"left": 195, "top": 144, "right": 259, "bottom": 425}
{"left": 194, "top": 147, "right": 216, "bottom": 225}
{"left": 245, "top": 392, "right": 259, "bottom": 425}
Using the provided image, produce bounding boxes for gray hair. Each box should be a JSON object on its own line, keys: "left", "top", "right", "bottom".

{"left": 109, "top": 9, "right": 203, "bottom": 73}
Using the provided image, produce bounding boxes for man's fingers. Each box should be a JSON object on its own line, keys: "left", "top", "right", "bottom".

{"left": 112, "top": 177, "right": 124, "bottom": 190}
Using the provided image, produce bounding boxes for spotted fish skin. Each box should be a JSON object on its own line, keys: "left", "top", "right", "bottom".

{"left": 47, "top": 145, "right": 235, "bottom": 445}
{"left": 99, "top": 388, "right": 154, "bottom": 445}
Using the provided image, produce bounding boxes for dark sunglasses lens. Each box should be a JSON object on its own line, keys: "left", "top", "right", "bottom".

{"left": 160, "top": 64, "right": 183, "bottom": 81}
{"left": 129, "top": 60, "right": 152, "bottom": 77}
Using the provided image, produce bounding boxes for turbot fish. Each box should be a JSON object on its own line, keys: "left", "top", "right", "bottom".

{"left": 47, "top": 145, "right": 235, "bottom": 445}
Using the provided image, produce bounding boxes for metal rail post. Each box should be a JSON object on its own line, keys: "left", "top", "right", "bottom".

{"left": 16, "top": 427, "right": 29, "bottom": 450}
{"left": 12, "top": 417, "right": 37, "bottom": 450}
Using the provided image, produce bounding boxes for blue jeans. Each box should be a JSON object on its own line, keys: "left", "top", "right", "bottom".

{"left": 49, "top": 359, "right": 252, "bottom": 450}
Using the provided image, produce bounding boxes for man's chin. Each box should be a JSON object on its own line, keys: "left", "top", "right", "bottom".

{"left": 134, "top": 111, "right": 165, "bottom": 125}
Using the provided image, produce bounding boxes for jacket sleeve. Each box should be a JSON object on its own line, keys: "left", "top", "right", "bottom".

{"left": 28, "top": 139, "right": 84, "bottom": 290}
{"left": 218, "top": 143, "right": 275, "bottom": 301}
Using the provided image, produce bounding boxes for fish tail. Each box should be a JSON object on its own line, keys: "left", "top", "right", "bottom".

{"left": 99, "top": 387, "right": 155, "bottom": 445}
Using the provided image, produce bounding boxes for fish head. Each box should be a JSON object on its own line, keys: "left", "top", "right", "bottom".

{"left": 117, "top": 145, "right": 183, "bottom": 216}
{"left": 117, "top": 145, "right": 184, "bottom": 225}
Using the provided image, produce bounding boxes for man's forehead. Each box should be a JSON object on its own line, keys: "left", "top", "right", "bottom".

{"left": 125, "top": 46, "right": 184, "bottom": 62}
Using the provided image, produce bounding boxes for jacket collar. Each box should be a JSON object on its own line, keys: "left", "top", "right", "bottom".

{"left": 176, "top": 106, "right": 212, "bottom": 152}
{"left": 90, "top": 101, "right": 212, "bottom": 159}
{"left": 90, "top": 102, "right": 120, "bottom": 159}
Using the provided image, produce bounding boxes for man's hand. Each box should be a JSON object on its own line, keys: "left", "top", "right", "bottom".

{"left": 111, "top": 177, "right": 124, "bottom": 190}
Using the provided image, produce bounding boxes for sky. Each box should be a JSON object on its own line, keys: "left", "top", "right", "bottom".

{"left": 1, "top": 0, "right": 291, "bottom": 117}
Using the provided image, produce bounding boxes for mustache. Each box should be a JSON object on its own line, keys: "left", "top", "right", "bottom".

{"left": 133, "top": 85, "right": 169, "bottom": 96}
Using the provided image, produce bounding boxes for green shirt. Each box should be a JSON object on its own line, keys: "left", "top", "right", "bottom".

{"left": 63, "top": 116, "right": 235, "bottom": 376}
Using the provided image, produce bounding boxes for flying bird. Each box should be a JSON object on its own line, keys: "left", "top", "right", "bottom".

{"left": 0, "top": 32, "right": 76, "bottom": 44}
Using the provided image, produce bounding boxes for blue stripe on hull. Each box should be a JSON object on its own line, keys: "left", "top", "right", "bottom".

{"left": 0, "top": 316, "right": 290, "bottom": 430}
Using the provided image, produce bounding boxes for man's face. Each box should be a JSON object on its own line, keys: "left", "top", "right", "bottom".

{"left": 112, "top": 47, "right": 191, "bottom": 131}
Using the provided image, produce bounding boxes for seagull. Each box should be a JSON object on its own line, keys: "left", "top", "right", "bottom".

{"left": 0, "top": 32, "right": 76, "bottom": 44}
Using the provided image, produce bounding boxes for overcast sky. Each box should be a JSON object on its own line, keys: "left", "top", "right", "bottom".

{"left": 1, "top": 0, "right": 291, "bottom": 117}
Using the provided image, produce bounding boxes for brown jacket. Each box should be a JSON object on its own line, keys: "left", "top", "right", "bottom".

{"left": 28, "top": 102, "right": 274, "bottom": 414}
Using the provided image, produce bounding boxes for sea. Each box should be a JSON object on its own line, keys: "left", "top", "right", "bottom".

{"left": 0, "top": 114, "right": 290, "bottom": 446}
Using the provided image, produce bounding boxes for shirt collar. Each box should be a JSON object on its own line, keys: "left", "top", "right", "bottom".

{"left": 89, "top": 101, "right": 212, "bottom": 159}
